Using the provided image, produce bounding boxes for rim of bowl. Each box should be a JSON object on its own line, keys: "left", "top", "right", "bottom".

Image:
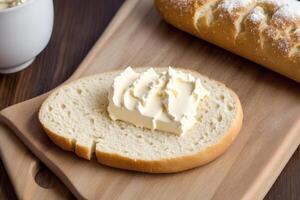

{"left": 0, "top": 0, "right": 35, "bottom": 13}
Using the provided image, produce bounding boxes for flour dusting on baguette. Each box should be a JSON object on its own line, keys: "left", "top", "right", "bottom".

{"left": 219, "top": 0, "right": 253, "bottom": 13}
{"left": 39, "top": 67, "right": 243, "bottom": 173}
{"left": 271, "top": 3, "right": 300, "bottom": 28}
{"left": 247, "top": 7, "right": 265, "bottom": 24}
{"left": 155, "top": 0, "right": 300, "bottom": 82}
{"left": 168, "top": 0, "right": 193, "bottom": 13}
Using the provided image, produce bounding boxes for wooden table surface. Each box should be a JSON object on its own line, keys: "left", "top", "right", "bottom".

{"left": 0, "top": 0, "right": 298, "bottom": 199}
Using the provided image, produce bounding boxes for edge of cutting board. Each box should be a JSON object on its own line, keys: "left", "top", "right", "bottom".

{"left": 0, "top": 1, "right": 141, "bottom": 199}
{"left": 1, "top": 107, "right": 299, "bottom": 200}
{"left": 0, "top": 124, "right": 71, "bottom": 199}
{"left": 0, "top": 1, "right": 138, "bottom": 199}
{"left": 0, "top": 0, "right": 300, "bottom": 199}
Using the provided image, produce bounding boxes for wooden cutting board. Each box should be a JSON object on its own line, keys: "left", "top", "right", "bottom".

{"left": 1, "top": 0, "right": 300, "bottom": 199}
{"left": 0, "top": 124, "right": 71, "bottom": 199}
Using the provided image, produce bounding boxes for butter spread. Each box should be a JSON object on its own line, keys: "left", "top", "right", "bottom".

{"left": 108, "top": 67, "right": 210, "bottom": 136}
{"left": 0, "top": 0, "right": 27, "bottom": 10}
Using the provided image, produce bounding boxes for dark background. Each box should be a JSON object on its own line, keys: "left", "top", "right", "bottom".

{"left": 0, "top": 0, "right": 299, "bottom": 199}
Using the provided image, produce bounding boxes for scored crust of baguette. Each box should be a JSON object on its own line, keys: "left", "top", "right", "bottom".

{"left": 155, "top": 0, "right": 300, "bottom": 83}
{"left": 39, "top": 67, "right": 243, "bottom": 173}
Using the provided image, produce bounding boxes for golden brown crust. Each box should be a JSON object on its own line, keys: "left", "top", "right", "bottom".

{"left": 39, "top": 67, "right": 243, "bottom": 173}
{"left": 154, "top": 0, "right": 200, "bottom": 36}
{"left": 41, "top": 125, "right": 93, "bottom": 160}
{"left": 95, "top": 91, "right": 243, "bottom": 173}
{"left": 42, "top": 125, "right": 75, "bottom": 152}
{"left": 75, "top": 143, "right": 93, "bottom": 160}
{"left": 155, "top": 0, "right": 300, "bottom": 83}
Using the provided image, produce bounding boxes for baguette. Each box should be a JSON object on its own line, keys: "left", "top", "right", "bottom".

{"left": 39, "top": 67, "right": 243, "bottom": 173}
{"left": 155, "top": 0, "right": 300, "bottom": 83}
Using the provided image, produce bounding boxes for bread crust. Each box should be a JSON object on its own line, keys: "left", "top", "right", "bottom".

{"left": 155, "top": 0, "right": 300, "bottom": 83}
{"left": 41, "top": 125, "right": 93, "bottom": 160}
{"left": 39, "top": 67, "right": 243, "bottom": 173}
{"left": 96, "top": 98, "right": 242, "bottom": 173}
{"left": 42, "top": 125, "right": 75, "bottom": 152}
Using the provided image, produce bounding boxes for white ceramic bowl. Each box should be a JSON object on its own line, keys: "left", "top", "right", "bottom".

{"left": 0, "top": 0, "right": 54, "bottom": 74}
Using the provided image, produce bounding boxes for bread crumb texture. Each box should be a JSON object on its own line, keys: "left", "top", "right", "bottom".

{"left": 39, "top": 68, "right": 241, "bottom": 164}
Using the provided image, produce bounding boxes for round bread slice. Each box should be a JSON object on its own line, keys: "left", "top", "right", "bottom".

{"left": 39, "top": 67, "right": 243, "bottom": 173}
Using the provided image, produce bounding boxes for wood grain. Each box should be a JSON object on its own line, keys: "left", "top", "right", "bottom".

{"left": 0, "top": 0, "right": 124, "bottom": 199}
{"left": 0, "top": 124, "right": 71, "bottom": 199}
{"left": 0, "top": 0, "right": 298, "bottom": 199}
{"left": 1, "top": 0, "right": 300, "bottom": 199}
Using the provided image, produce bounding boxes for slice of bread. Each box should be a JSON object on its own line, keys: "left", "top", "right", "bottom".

{"left": 39, "top": 67, "right": 243, "bottom": 173}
